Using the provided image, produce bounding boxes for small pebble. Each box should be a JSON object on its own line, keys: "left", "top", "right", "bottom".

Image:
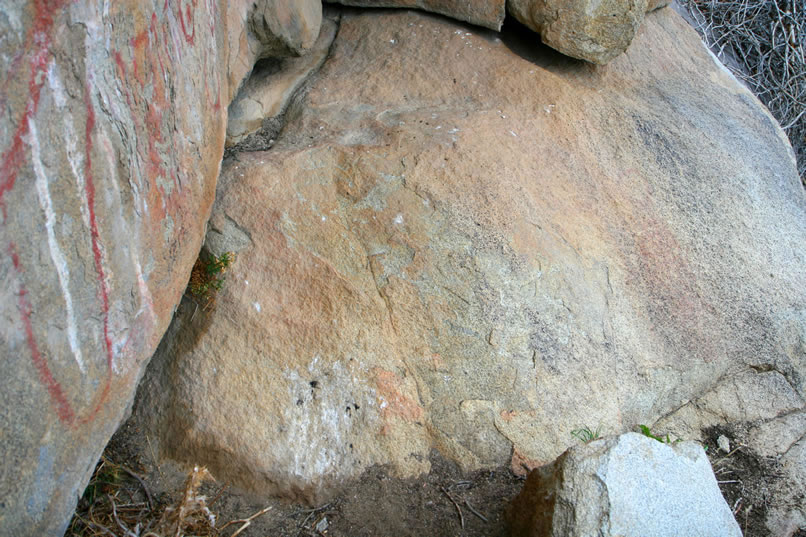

{"left": 717, "top": 434, "right": 731, "bottom": 453}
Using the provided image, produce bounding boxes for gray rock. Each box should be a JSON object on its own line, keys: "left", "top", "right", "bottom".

{"left": 224, "top": 0, "right": 323, "bottom": 101}
{"left": 0, "top": 0, "right": 298, "bottom": 534}
{"left": 250, "top": 0, "right": 323, "bottom": 58}
{"left": 748, "top": 411, "right": 806, "bottom": 458}
{"left": 647, "top": 0, "right": 672, "bottom": 11}
{"left": 508, "top": 433, "right": 742, "bottom": 537}
{"left": 776, "top": 438, "right": 806, "bottom": 533}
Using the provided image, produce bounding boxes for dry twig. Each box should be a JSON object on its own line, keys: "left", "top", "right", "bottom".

{"left": 440, "top": 486, "right": 465, "bottom": 529}
{"left": 464, "top": 499, "right": 489, "bottom": 523}
{"left": 219, "top": 506, "right": 273, "bottom": 537}
{"left": 119, "top": 466, "right": 154, "bottom": 512}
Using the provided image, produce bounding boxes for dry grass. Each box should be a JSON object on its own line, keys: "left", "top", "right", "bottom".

{"left": 681, "top": 0, "right": 805, "bottom": 184}
{"left": 68, "top": 459, "right": 269, "bottom": 537}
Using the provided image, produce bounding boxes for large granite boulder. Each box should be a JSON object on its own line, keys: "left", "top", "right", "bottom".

{"left": 508, "top": 433, "right": 742, "bottom": 537}
{"left": 0, "top": 1, "right": 320, "bottom": 535}
{"left": 136, "top": 5, "right": 806, "bottom": 515}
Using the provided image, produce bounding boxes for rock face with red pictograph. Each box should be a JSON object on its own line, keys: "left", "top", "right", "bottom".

{"left": 2, "top": 0, "right": 806, "bottom": 535}
{"left": 134, "top": 7, "right": 806, "bottom": 529}
{"left": 0, "top": 1, "right": 320, "bottom": 534}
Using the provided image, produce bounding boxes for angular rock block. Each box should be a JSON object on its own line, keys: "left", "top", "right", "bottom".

{"left": 226, "top": 20, "right": 338, "bottom": 148}
{"left": 508, "top": 433, "right": 742, "bottom": 537}
{"left": 225, "top": 0, "right": 323, "bottom": 101}
{"left": 508, "top": 0, "right": 650, "bottom": 64}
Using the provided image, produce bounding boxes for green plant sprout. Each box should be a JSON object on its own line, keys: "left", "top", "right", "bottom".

{"left": 637, "top": 424, "right": 681, "bottom": 444}
{"left": 571, "top": 425, "right": 602, "bottom": 444}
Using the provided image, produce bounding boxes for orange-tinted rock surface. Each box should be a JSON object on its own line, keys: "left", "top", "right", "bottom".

{"left": 137, "top": 9, "right": 805, "bottom": 522}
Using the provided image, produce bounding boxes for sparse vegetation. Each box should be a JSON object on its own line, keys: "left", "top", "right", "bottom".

{"left": 68, "top": 457, "right": 214, "bottom": 537}
{"left": 571, "top": 425, "right": 602, "bottom": 444}
{"left": 68, "top": 457, "right": 270, "bottom": 537}
{"left": 187, "top": 251, "right": 235, "bottom": 310}
{"left": 637, "top": 424, "right": 682, "bottom": 444}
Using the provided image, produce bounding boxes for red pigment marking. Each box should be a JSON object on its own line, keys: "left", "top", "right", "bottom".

{"left": 178, "top": 1, "right": 196, "bottom": 45}
{"left": 130, "top": 27, "right": 149, "bottom": 50}
{"left": 205, "top": 77, "right": 221, "bottom": 112}
{"left": 112, "top": 52, "right": 129, "bottom": 99}
{"left": 0, "top": 0, "right": 71, "bottom": 218}
{"left": 78, "top": 378, "right": 111, "bottom": 426}
{"left": 9, "top": 243, "right": 76, "bottom": 425}
{"left": 130, "top": 27, "right": 148, "bottom": 81}
{"left": 82, "top": 84, "right": 114, "bottom": 372}
{"left": 0, "top": 0, "right": 117, "bottom": 428}
{"left": 0, "top": 47, "right": 49, "bottom": 219}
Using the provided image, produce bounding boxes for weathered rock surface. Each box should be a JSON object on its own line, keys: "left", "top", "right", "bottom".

{"left": 0, "top": 0, "right": 322, "bottom": 534}
{"left": 654, "top": 376, "right": 806, "bottom": 532}
{"left": 647, "top": 0, "right": 672, "bottom": 11}
{"left": 327, "top": 0, "right": 505, "bottom": 30}
{"left": 508, "top": 433, "right": 742, "bottom": 537}
{"left": 225, "top": 0, "right": 323, "bottom": 101}
{"left": 776, "top": 438, "right": 806, "bottom": 534}
{"left": 227, "top": 19, "right": 338, "bottom": 148}
{"left": 136, "top": 5, "right": 806, "bottom": 513}
{"left": 507, "top": 0, "right": 650, "bottom": 64}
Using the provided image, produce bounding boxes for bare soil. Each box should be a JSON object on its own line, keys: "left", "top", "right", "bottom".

{"left": 68, "top": 416, "right": 524, "bottom": 537}
{"left": 71, "top": 415, "right": 805, "bottom": 536}
{"left": 704, "top": 425, "right": 806, "bottom": 537}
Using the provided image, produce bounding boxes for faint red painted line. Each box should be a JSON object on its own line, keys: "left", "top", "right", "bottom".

{"left": 0, "top": 0, "right": 71, "bottom": 218}
{"left": 2, "top": 78, "right": 116, "bottom": 429}
{"left": 82, "top": 83, "right": 114, "bottom": 373}
{"left": 74, "top": 81, "right": 116, "bottom": 425}
{"left": 10, "top": 236, "right": 114, "bottom": 426}
{"left": 178, "top": 1, "right": 195, "bottom": 45}
{"left": 79, "top": 377, "right": 112, "bottom": 425}
{"left": 9, "top": 243, "right": 76, "bottom": 425}
{"left": 0, "top": 47, "right": 49, "bottom": 219}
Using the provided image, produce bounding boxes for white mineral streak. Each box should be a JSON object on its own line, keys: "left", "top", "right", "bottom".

{"left": 47, "top": 64, "right": 91, "bottom": 231}
{"left": 29, "top": 115, "right": 85, "bottom": 373}
{"left": 286, "top": 360, "right": 354, "bottom": 478}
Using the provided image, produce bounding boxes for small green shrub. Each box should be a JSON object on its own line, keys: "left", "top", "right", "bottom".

{"left": 188, "top": 251, "right": 235, "bottom": 308}
{"left": 571, "top": 425, "right": 602, "bottom": 444}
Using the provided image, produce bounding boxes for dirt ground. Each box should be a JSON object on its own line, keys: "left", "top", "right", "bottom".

{"left": 703, "top": 425, "right": 805, "bottom": 537}
{"left": 69, "top": 414, "right": 805, "bottom": 537}
{"left": 68, "top": 416, "right": 524, "bottom": 537}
